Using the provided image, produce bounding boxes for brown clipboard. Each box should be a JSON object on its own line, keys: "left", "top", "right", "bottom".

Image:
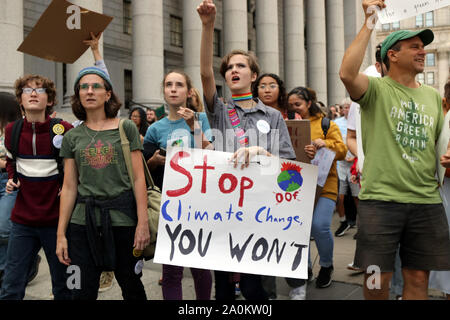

{"left": 285, "top": 119, "right": 311, "bottom": 164}
{"left": 17, "top": 0, "right": 113, "bottom": 64}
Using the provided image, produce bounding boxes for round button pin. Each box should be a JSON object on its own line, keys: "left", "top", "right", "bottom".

{"left": 52, "top": 134, "right": 63, "bottom": 149}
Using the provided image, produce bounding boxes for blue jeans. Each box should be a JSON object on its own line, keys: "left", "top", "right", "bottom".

{"left": 310, "top": 197, "right": 336, "bottom": 268}
{"left": 0, "top": 172, "right": 17, "bottom": 271}
{"left": 0, "top": 222, "right": 71, "bottom": 300}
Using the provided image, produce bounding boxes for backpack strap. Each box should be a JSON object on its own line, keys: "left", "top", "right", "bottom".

{"left": 321, "top": 117, "right": 330, "bottom": 139}
{"left": 49, "top": 117, "right": 64, "bottom": 185}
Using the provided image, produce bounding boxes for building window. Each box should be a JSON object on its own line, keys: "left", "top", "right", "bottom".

{"left": 382, "top": 23, "right": 390, "bottom": 31}
{"left": 170, "top": 15, "right": 183, "bottom": 48}
{"left": 426, "top": 53, "right": 435, "bottom": 67}
{"left": 123, "top": 0, "right": 132, "bottom": 34}
{"left": 427, "top": 72, "right": 434, "bottom": 85}
{"left": 417, "top": 73, "right": 425, "bottom": 84}
{"left": 124, "top": 69, "right": 133, "bottom": 109}
{"left": 416, "top": 15, "right": 424, "bottom": 27}
{"left": 392, "top": 21, "right": 400, "bottom": 30}
{"left": 213, "top": 29, "right": 221, "bottom": 57}
{"left": 425, "top": 12, "right": 434, "bottom": 27}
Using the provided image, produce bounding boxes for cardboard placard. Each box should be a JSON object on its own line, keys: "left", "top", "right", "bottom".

{"left": 154, "top": 147, "right": 318, "bottom": 279}
{"left": 285, "top": 120, "right": 311, "bottom": 164}
{"left": 17, "top": 0, "right": 113, "bottom": 64}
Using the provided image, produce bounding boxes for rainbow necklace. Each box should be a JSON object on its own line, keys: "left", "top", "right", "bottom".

{"left": 231, "top": 92, "right": 253, "bottom": 102}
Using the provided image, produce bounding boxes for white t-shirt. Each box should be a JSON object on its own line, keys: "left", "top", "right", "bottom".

{"left": 348, "top": 102, "right": 364, "bottom": 172}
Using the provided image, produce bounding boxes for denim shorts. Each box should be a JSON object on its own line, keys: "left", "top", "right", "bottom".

{"left": 354, "top": 200, "right": 450, "bottom": 272}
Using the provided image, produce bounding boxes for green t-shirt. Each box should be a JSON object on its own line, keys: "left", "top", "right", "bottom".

{"left": 357, "top": 76, "right": 443, "bottom": 204}
{"left": 60, "top": 119, "right": 143, "bottom": 226}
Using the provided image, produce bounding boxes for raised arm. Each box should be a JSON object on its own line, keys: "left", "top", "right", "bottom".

{"left": 339, "top": 0, "right": 386, "bottom": 100}
{"left": 84, "top": 31, "right": 110, "bottom": 77}
{"left": 198, "top": 0, "right": 217, "bottom": 111}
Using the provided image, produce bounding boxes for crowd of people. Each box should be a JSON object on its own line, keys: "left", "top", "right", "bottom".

{"left": 0, "top": 0, "right": 449, "bottom": 301}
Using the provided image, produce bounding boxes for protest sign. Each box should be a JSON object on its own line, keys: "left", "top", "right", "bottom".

{"left": 17, "top": 0, "right": 113, "bottom": 63}
{"left": 153, "top": 147, "right": 318, "bottom": 279}
{"left": 377, "top": 0, "right": 450, "bottom": 24}
{"left": 286, "top": 120, "right": 311, "bottom": 164}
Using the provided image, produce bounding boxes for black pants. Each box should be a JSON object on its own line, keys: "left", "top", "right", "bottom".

{"left": 214, "top": 271, "right": 268, "bottom": 300}
{"left": 68, "top": 223, "right": 147, "bottom": 300}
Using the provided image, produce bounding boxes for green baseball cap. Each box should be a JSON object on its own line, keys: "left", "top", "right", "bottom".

{"left": 380, "top": 29, "right": 434, "bottom": 61}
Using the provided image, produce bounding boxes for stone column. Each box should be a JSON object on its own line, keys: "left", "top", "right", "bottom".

{"left": 255, "top": 0, "right": 279, "bottom": 74}
{"left": 183, "top": 0, "right": 202, "bottom": 95}
{"left": 437, "top": 49, "right": 449, "bottom": 94}
{"left": 223, "top": 0, "right": 248, "bottom": 53}
{"left": 306, "top": 0, "right": 327, "bottom": 105}
{"left": 0, "top": 0, "right": 23, "bottom": 93}
{"left": 64, "top": 0, "right": 103, "bottom": 105}
{"left": 326, "top": 0, "right": 345, "bottom": 105}
{"left": 132, "top": 0, "right": 164, "bottom": 108}
{"left": 284, "top": 0, "right": 305, "bottom": 90}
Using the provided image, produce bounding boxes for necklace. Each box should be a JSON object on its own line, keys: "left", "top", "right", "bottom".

{"left": 83, "top": 122, "right": 105, "bottom": 143}
{"left": 231, "top": 92, "right": 253, "bottom": 102}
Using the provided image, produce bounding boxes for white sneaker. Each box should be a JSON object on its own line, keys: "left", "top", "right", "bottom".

{"left": 99, "top": 271, "right": 114, "bottom": 292}
{"left": 289, "top": 283, "right": 307, "bottom": 300}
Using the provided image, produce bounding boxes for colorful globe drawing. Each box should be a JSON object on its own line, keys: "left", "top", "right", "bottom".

{"left": 277, "top": 169, "right": 303, "bottom": 192}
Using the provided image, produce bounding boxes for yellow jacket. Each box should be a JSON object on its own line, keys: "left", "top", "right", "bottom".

{"left": 310, "top": 114, "right": 347, "bottom": 201}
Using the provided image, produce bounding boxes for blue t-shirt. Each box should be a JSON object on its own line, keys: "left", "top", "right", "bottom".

{"left": 144, "top": 112, "right": 212, "bottom": 149}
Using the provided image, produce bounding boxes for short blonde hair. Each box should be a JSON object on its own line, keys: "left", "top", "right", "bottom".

{"left": 190, "top": 87, "right": 204, "bottom": 112}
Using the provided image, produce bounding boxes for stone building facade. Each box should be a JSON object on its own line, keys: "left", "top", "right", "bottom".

{"left": 1, "top": 0, "right": 448, "bottom": 115}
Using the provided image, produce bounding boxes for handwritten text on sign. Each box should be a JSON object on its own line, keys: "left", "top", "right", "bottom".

{"left": 377, "top": 0, "right": 450, "bottom": 24}
{"left": 153, "top": 148, "right": 318, "bottom": 279}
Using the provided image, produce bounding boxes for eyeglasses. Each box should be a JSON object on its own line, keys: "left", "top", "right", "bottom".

{"left": 258, "top": 84, "right": 279, "bottom": 90}
{"left": 79, "top": 83, "right": 105, "bottom": 91}
{"left": 22, "top": 87, "right": 46, "bottom": 95}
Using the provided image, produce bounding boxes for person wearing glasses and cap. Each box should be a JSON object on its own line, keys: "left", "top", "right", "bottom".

{"left": 339, "top": 0, "right": 450, "bottom": 300}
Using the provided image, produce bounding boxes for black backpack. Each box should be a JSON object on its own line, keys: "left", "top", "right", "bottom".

{"left": 321, "top": 117, "right": 331, "bottom": 138}
{"left": 10, "top": 118, "right": 64, "bottom": 185}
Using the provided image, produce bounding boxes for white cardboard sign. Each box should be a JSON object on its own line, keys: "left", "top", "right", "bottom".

{"left": 153, "top": 147, "right": 318, "bottom": 279}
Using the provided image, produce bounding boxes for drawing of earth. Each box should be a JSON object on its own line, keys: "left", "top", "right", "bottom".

{"left": 277, "top": 170, "right": 303, "bottom": 192}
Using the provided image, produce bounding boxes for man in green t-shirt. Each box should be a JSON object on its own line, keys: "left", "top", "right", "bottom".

{"left": 339, "top": 0, "right": 450, "bottom": 300}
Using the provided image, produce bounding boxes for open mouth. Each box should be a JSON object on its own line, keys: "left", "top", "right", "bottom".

{"left": 231, "top": 76, "right": 240, "bottom": 82}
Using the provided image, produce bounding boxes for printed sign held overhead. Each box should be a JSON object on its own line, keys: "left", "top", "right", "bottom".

{"left": 377, "top": 0, "right": 450, "bottom": 24}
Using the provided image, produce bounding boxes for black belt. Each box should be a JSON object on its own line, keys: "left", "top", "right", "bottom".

{"left": 76, "top": 190, "right": 137, "bottom": 270}
{"left": 0, "top": 168, "right": 7, "bottom": 173}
